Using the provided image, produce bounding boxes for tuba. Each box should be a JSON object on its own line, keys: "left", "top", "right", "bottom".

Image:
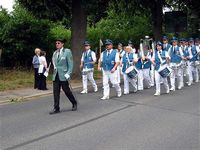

{"left": 139, "top": 36, "right": 155, "bottom": 61}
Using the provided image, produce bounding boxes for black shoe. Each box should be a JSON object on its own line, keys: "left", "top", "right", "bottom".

{"left": 49, "top": 109, "right": 60, "bottom": 115}
{"left": 72, "top": 104, "right": 77, "bottom": 111}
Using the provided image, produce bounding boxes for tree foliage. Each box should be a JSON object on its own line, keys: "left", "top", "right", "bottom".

{"left": 0, "top": 5, "right": 52, "bottom": 67}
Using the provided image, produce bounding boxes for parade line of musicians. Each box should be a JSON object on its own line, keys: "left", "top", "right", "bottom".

{"left": 41, "top": 36, "right": 200, "bottom": 114}
{"left": 80, "top": 36, "right": 200, "bottom": 99}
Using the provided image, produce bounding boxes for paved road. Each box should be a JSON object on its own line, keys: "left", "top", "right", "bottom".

{"left": 0, "top": 83, "right": 200, "bottom": 150}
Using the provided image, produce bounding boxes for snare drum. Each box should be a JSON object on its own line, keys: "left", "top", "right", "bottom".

{"left": 125, "top": 66, "right": 138, "bottom": 79}
{"left": 158, "top": 65, "right": 172, "bottom": 78}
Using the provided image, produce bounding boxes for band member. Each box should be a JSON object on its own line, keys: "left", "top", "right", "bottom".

{"left": 188, "top": 38, "right": 199, "bottom": 83}
{"left": 152, "top": 41, "right": 170, "bottom": 96}
{"left": 118, "top": 43, "right": 125, "bottom": 58}
{"left": 128, "top": 40, "right": 136, "bottom": 53}
{"left": 98, "top": 39, "right": 122, "bottom": 100}
{"left": 162, "top": 36, "right": 171, "bottom": 52}
{"left": 80, "top": 41, "right": 98, "bottom": 94}
{"left": 50, "top": 38, "right": 77, "bottom": 114}
{"left": 194, "top": 38, "right": 200, "bottom": 81}
{"left": 150, "top": 48, "right": 155, "bottom": 87}
{"left": 121, "top": 46, "right": 138, "bottom": 94}
{"left": 181, "top": 38, "right": 191, "bottom": 86}
{"left": 168, "top": 37, "right": 184, "bottom": 91}
{"left": 136, "top": 46, "right": 152, "bottom": 90}
{"left": 116, "top": 43, "right": 124, "bottom": 84}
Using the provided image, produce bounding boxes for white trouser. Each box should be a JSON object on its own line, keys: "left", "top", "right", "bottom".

{"left": 123, "top": 73, "right": 137, "bottom": 94}
{"left": 155, "top": 71, "right": 169, "bottom": 93}
{"left": 170, "top": 65, "right": 183, "bottom": 89}
{"left": 82, "top": 71, "right": 97, "bottom": 91}
{"left": 116, "top": 66, "right": 121, "bottom": 84}
{"left": 102, "top": 70, "right": 121, "bottom": 97}
{"left": 150, "top": 64, "right": 155, "bottom": 86}
{"left": 197, "top": 63, "right": 200, "bottom": 81}
{"left": 138, "top": 68, "right": 151, "bottom": 90}
{"left": 189, "top": 62, "right": 199, "bottom": 82}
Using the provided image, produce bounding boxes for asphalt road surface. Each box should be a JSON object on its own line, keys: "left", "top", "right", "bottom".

{"left": 0, "top": 83, "right": 200, "bottom": 150}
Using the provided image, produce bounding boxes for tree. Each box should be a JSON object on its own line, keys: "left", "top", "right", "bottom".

{"left": 0, "top": 5, "right": 52, "bottom": 67}
{"left": 18, "top": 0, "right": 109, "bottom": 78}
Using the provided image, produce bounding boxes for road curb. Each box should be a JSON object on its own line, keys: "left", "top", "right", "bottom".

{"left": 0, "top": 81, "right": 103, "bottom": 105}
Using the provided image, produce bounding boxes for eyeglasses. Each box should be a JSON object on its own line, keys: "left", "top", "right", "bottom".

{"left": 56, "top": 42, "right": 61, "bottom": 45}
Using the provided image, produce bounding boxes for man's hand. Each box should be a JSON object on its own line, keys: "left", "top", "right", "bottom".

{"left": 98, "top": 66, "right": 102, "bottom": 71}
{"left": 111, "top": 68, "right": 116, "bottom": 73}
{"left": 64, "top": 73, "right": 70, "bottom": 80}
{"left": 80, "top": 64, "right": 83, "bottom": 70}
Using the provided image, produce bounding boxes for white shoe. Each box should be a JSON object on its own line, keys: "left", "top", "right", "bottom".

{"left": 187, "top": 81, "right": 192, "bottom": 86}
{"left": 101, "top": 96, "right": 109, "bottom": 100}
{"left": 166, "top": 88, "right": 170, "bottom": 94}
{"left": 154, "top": 91, "right": 160, "bottom": 96}
{"left": 177, "top": 86, "right": 182, "bottom": 90}
{"left": 80, "top": 90, "right": 87, "bottom": 94}
{"left": 170, "top": 87, "right": 175, "bottom": 91}
{"left": 195, "top": 80, "right": 199, "bottom": 83}
{"left": 94, "top": 87, "right": 98, "bottom": 92}
{"left": 133, "top": 89, "right": 137, "bottom": 93}
{"left": 117, "top": 91, "right": 122, "bottom": 97}
{"left": 124, "top": 92, "right": 129, "bottom": 95}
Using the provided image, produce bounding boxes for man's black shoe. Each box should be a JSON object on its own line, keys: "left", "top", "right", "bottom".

{"left": 49, "top": 109, "right": 60, "bottom": 115}
{"left": 72, "top": 104, "right": 77, "bottom": 111}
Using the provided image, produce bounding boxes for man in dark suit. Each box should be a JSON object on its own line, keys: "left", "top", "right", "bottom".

{"left": 49, "top": 38, "right": 77, "bottom": 114}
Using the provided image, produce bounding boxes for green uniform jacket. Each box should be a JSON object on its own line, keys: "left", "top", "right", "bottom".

{"left": 52, "top": 48, "right": 73, "bottom": 81}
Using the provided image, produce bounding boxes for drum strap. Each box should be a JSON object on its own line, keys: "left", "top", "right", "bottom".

{"left": 158, "top": 51, "right": 164, "bottom": 64}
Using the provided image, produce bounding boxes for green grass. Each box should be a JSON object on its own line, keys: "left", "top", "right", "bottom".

{"left": 0, "top": 67, "right": 102, "bottom": 91}
{"left": 0, "top": 69, "right": 52, "bottom": 91}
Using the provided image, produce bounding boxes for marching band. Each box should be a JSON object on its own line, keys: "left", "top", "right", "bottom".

{"left": 80, "top": 36, "right": 200, "bottom": 99}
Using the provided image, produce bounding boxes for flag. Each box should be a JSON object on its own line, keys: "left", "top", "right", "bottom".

{"left": 100, "top": 39, "right": 103, "bottom": 46}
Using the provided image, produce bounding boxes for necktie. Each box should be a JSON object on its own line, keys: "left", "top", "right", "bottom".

{"left": 57, "top": 50, "right": 60, "bottom": 59}
{"left": 107, "top": 51, "right": 110, "bottom": 57}
{"left": 164, "top": 44, "right": 166, "bottom": 50}
{"left": 173, "top": 47, "right": 175, "bottom": 54}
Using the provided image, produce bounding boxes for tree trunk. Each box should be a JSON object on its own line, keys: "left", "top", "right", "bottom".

{"left": 71, "top": 0, "right": 87, "bottom": 79}
{"left": 151, "top": 0, "right": 164, "bottom": 41}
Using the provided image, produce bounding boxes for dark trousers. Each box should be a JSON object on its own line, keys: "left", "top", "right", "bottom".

{"left": 38, "top": 73, "right": 47, "bottom": 90}
{"left": 53, "top": 74, "right": 77, "bottom": 110}
{"left": 34, "top": 68, "right": 39, "bottom": 89}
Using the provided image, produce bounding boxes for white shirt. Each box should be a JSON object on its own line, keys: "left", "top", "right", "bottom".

{"left": 188, "top": 45, "right": 195, "bottom": 59}
{"left": 120, "top": 52, "right": 138, "bottom": 63}
{"left": 152, "top": 50, "right": 170, "bottom": 60}
{"left": 168, "top": 45, "right": 184, "bottom": 56}
{"left": 38, "top": 56, "right": 47, "bottom": 73}
{"left": 100, "top": 49, "right": 120, "bottom": 62}
{"left": 81, "top": 49, "right": 96, "bottom": 62}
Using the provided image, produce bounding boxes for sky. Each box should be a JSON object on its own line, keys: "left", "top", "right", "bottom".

{"left": 0, "top": 0, "right": 15, "bottom": 12}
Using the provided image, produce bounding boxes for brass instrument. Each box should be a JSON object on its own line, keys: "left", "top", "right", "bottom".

{"left": 139, "top": 36, "right": 155, "bottom": 68}
{"left": 139, "top": 36, "right": 154, "bottom": 59}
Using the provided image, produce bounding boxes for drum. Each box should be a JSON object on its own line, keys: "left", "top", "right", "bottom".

{"left": 125, "top": 66, "right": 138, "bottom": 79}
{"left": 158, "top": 65, "right": 172, "bottom": 78}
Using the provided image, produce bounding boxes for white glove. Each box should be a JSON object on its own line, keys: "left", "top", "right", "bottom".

{"left": 129, "top": 62, "right": 133, "bottom": 65}
{"left": 64, "top": 73, "right": 70, "bottom": 80}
